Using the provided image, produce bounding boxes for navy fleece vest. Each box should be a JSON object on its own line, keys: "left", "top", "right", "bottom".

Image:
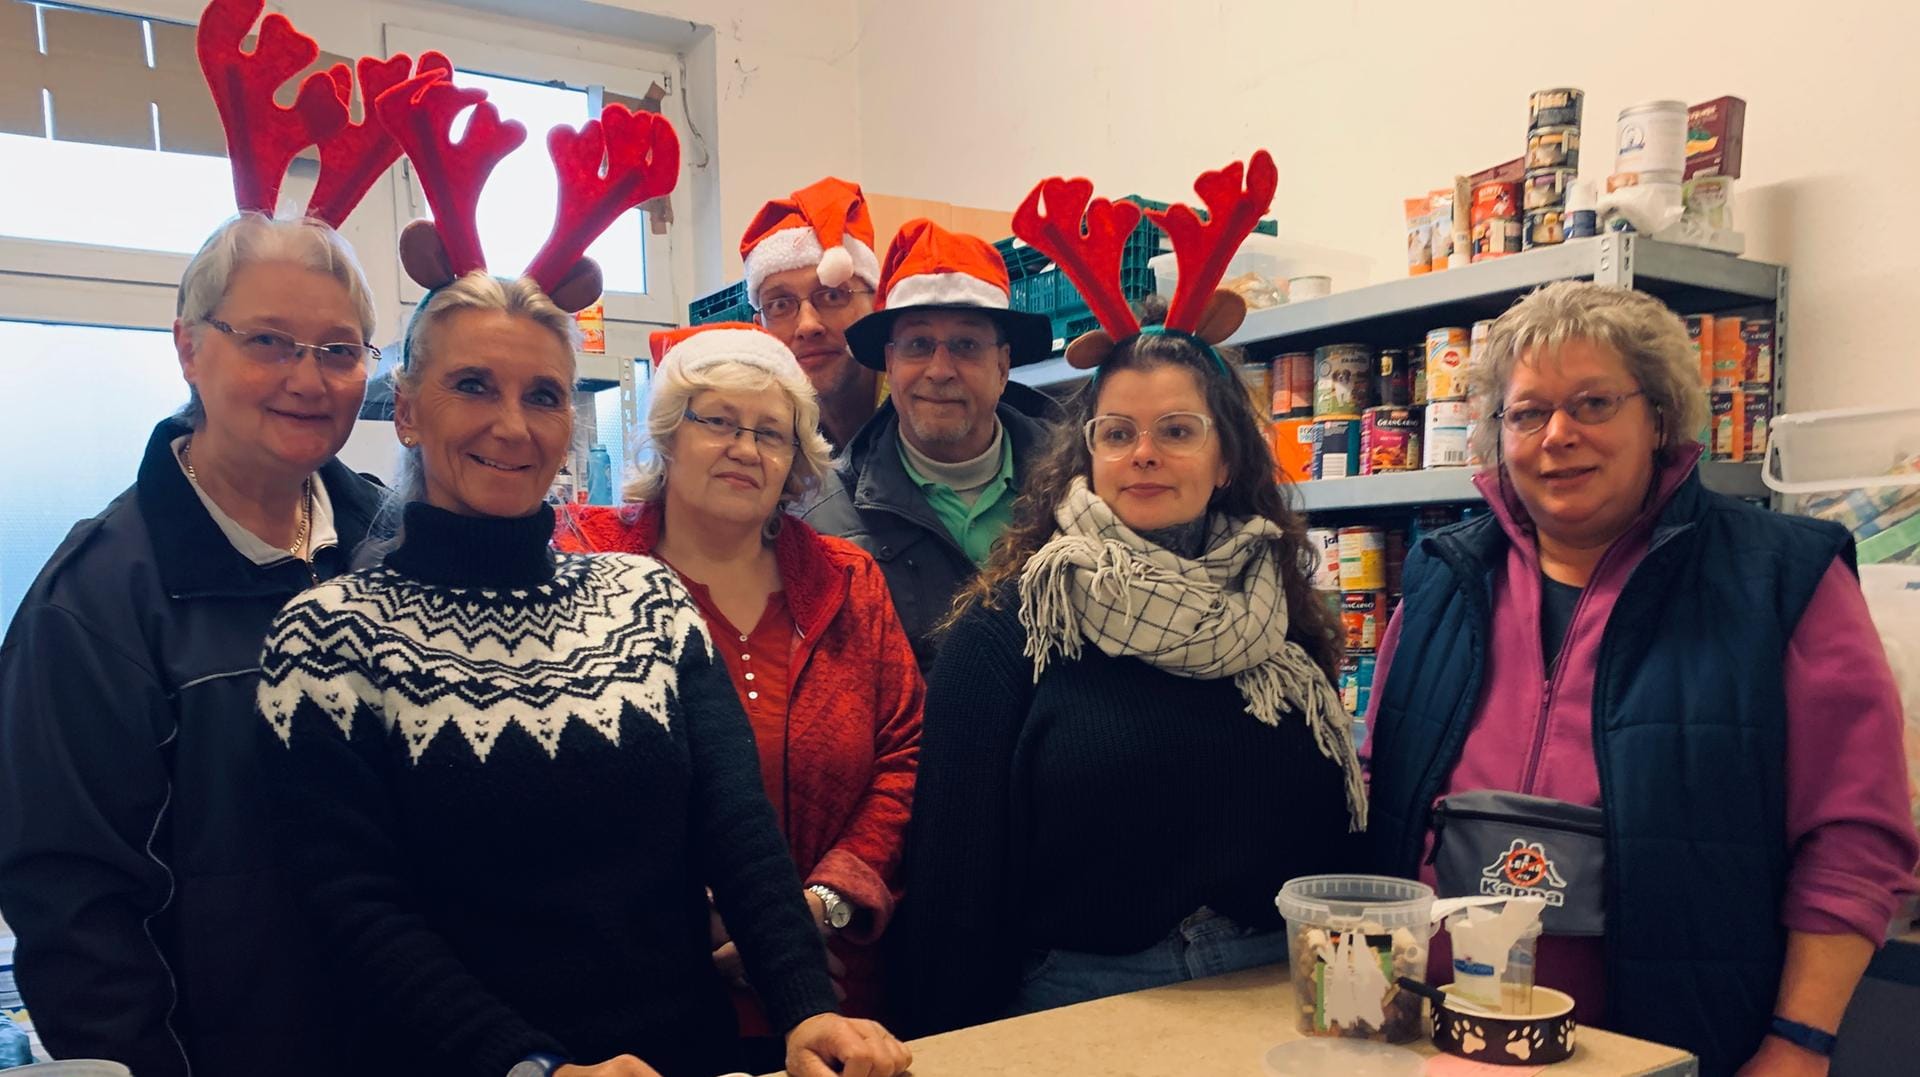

{"left": 1366, "top": 469, "right": 1852, "bottom": 1077}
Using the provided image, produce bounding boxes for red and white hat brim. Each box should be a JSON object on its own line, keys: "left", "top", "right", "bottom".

{"left": 661, "top": 326, "right": 805, "bottom": 381}
{"left": 743, "top": 228, "right": 880, "bottom": 306}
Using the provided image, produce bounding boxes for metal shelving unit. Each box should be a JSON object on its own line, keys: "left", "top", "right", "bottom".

{"left": 1011, "top": 234, "right": 1788, "bottom": 513}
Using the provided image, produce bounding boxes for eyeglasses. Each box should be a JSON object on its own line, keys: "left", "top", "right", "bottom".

{"left": 886, "top": 335, "right": 1005, "bottom": 363}
{"left": 1083, "top": 411, "right": 1216, "bottom": 460}
{"left": 681, "top": 408, "right": 798, "bottom": 456}
{"left": 1496, "top": 389, "right": 1646, "bottom": 435}
{"left": 203, "top": 318, "right": 377, "bottom": 378}
{"left": 755, "top": 285, "right": 872, "bottom": 323}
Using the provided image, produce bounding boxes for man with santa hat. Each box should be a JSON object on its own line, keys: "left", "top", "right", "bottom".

{"left": 802, "top": 219, "right": 1056, "bottom": 669}
{"left": 739, "top": 178, "right": 884, "bottom": 449}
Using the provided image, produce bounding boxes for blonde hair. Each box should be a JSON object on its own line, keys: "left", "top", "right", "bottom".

{"left": 624, "top": 354, "right": 833, "bottom": 519}
{"left": 356, "top": 273, "right": 580, "bottom": 566}
{"left": 175, "top": 212, "right": 377, "bottom": 427}
{"left": 1469, "top": 280, "right": 1708, "bottom": 467}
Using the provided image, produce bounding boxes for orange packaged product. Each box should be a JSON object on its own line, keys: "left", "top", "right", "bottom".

{"left": 1686, "top": 314, "right": 1716, "bottom": 389}
{"left": 1712, "top": 316, "right": 1744, "bottom": 391}
{"left": 1271, "top": 418, "right": 1317, "bottom": 484}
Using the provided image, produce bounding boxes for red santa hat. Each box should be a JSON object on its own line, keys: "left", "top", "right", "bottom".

{"left": 648, "top": 321, "right": 802, "bottom": 380}
{"left": 738, "top": 177, "right": 880, "bottom": 307}
{"left": 843, "top": 218, "right": 1053, "bottom": 369}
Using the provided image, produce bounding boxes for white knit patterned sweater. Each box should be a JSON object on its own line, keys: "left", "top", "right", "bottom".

{"left": 254, "top": 503, "right": 835, "bottom": 1077}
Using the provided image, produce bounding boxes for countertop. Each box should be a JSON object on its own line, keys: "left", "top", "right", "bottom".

{"left": 767, "top": 965, "right": 1698, "bottom": 1076}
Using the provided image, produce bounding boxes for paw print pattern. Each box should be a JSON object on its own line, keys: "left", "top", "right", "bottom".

{"left": 1556, "top": 1019, "right": 1577, "bottom": 1053}
{"left": 1505, "top": 1024, "right": 1547, "bottom": 1061}
{"left": 1450, "top": 1017, "right": 1487, "bottom": 1055}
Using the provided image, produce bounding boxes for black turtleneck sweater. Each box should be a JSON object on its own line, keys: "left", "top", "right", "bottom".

{"left": 255, "top": 503, "right": 835, "bottom": 1077}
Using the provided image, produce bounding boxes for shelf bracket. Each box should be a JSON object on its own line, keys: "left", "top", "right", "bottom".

{"left": 1592, "top": 233, "right": 1636, "bottom": 288}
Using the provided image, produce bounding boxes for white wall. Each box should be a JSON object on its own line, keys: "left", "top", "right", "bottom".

{"left": 851, "top": 0, "right": 1920, "bottom": 414}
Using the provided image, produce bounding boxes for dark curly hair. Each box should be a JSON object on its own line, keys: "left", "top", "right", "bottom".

{"left": 947, "top": 296, "right": 1342, "bottom": 682}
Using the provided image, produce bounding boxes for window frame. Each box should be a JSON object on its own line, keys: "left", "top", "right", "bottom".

{"left": 381, "top": 24, "right": 689, "bottom": 329}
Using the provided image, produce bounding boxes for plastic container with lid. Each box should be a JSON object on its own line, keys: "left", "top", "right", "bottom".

{"left": 1275, "top": 875, "right": 1434, "bottom": 1043}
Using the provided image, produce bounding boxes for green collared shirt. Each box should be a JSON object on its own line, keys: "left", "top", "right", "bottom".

{"left": 897, "top": 432, "right": 1018, "bottom": 567}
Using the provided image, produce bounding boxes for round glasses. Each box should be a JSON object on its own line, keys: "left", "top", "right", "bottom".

{"left": 1083, "top": 412, "right": 1215, "bottom": 461}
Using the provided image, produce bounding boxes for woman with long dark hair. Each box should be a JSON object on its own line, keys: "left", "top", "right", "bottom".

{"left": 892, "top": 159, "right": 1363, "bottom": 1036}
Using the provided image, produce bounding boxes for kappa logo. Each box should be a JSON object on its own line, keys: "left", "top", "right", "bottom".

{"left": 1479, "top": 838, "right": 1569, "bottom": 907}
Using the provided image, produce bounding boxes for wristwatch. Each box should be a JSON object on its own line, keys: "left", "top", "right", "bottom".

{"left": 1768, "top": 1016, "right": 1838, "bottom": 1057}
{"left": 507, "top": 1052, "right": 567, "bottom": 1077}
{"left": 808, "top": 884, "right": 854, "bottom": 930}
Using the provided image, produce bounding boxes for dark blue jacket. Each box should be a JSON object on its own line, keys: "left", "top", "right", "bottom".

{"left": 0, "top": 417, "right": 382, "bottom": 1077}
{"left": 1367, "top": 466, "right": 1851, "bottom": 1077}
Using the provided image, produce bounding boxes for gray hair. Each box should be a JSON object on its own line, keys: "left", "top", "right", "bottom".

{"left": 174, "top": 212, "right": 377, "bottom": 428}
{"left": 1469, "top": 280, "right": 1708, "bottom": 468}
{"left": 624, "top": 354, "right": 833, "bottom": 522}
{"left": 357, "top": 273, "right": 581, "bottom": 567}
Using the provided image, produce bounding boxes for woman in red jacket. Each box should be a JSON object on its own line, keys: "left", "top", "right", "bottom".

{"left": 556, "top": 323, "right": 923, "bottom": 1065}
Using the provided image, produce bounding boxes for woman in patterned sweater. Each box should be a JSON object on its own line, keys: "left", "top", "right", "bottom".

{"left": 255, "top": 273, "right": 910, "bottom": 1077}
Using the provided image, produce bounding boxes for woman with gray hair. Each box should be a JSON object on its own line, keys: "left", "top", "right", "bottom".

{"left": 0, "top": 209, "right": 385, "bottom": 1076}
{"left": 1365, "top": 281, "right": 1917, "bottom": 1077}
{"left": 556, "top": 323, "right": 923, "bottom": 1069}
{"left": 257, "top": 77, "right": 907, "bottom": 1077}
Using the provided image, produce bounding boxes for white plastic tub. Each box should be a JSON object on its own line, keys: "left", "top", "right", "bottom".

{"left": 1764, "top": 406, "right": 1920, "bottom": 564}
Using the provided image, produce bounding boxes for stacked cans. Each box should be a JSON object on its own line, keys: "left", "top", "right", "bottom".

{"left": 1525, "top": 88, "right": 1583, "bottom": 251}
{"left": 1334, "top": 526, "right": 1387, "bottom": 722}
{"left": 1422, "top": 326, "right": 1475, "bottom": 468}
{"left": 1268, "top": 352, "right": 1317, "bottom": 483}
{"left": 1362, "top": 347, "right": 1423, "bottom": 475}
{"left": 1686, "top": 313, "right": 1776, "bottom": 462}
{"left": 1308, "top": 344, "right": 1374, "bottom": 479}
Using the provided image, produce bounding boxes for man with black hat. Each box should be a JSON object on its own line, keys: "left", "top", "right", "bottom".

{"left": 801, "top": 219, "right": 1056, "bottom": 669}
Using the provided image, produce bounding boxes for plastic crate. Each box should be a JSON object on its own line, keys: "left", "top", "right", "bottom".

{"left": 689, "top": 280, "right": 752, "bottom": 326}
{"left": 992, "top": 194, "right": 1276, "bottom": 349}
{"left": 1763, "top": 405, "right": 1920, "bottom": 565}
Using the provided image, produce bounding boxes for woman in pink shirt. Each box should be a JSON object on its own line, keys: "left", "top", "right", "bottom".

{"left": 1365, "top": 281, "right": 1917, "bottom": 1077}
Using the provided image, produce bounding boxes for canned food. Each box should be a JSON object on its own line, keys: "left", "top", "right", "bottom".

{"left": 1271, "top": 352, "right": 1315, "bottom": 418}
{"left": 1339, "top": 654, "right": 1378, "bottom": 717}
{"left": 1470, "top": 320, "right": 1493, "bottom": 362}
{"left": 1564, "top": 208, "right": 1598, "bottom": 239}
{"left": 1709, "top": 389, "right": 1744, "bottom": 461}
{"left": 1524, "top": 169, "right": 1577, "bottom": 212}
{"left": 1410, "top": 348, "right": 1429, "bottom": 406}
{"left": 1378, "top": 349, "right": 1413, "bottom": 407}
{"left": 1523, "top": 208, "right": 1565, "bottom": 250}
{"left": 1385, "top": 529, "right": 1407, "bottom": 596}
{"left": 1312, "top": 417, "right": 1362, "bottom": 480}
{"left": 1424, "top": 328, "right": 1471, "bottom": 401}
{"left": 1712, "top": 316, "right": 1744, "bottom": 391}
{"left": 1744, "top": 390, "right": 1772, "bottom": 462}
{"left": 1617, "top": 100, "right": 1688, "bottom": 178}
{"left": 1337, "top": 527, "right": 1387, "bottom": 591}
{"left": 574, "top": 301, "right": 607, "bottom": 354}
{"left": 1308, "top": 528, "right": 1342, "bottom": 591}
{"left": 1361, "top": 406, "right": 1423, "bottom": 475}
{"left": 1243, "top": 362, "right": 1271, "bottom": 421}
{"left": 1271, "top": 417, "right": 1317, "bottom": 484}
{"left": 1342, "top": 591, "right": 1390, "bottom": 653}
{"left": 1526, "top": 125, "right": 1581, "bottom": 171}
{"left": 1528, "top": 87, "right": 1585, "bottom": 130}
{"left": 1741, "top": 319, "right": 1774, "bottom": 385}
{"left": 1424, "top": 399, "right": 1472, "bottom": 468}
{"left": 1314, "top": 344, "right": 1376, "bottom": 416}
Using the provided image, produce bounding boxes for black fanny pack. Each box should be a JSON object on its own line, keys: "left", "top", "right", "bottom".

{"left": 1429, "top": 790, "right": 1606, "bottom": 937}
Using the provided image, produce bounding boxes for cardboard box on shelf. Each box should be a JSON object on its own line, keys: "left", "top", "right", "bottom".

{"left": 1686, "top": 96, "right": 1746, "bottom": 180}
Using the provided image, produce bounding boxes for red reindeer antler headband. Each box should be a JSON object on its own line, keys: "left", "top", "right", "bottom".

{"left": 195, "top": 0, "right": 433, "bottom": 227}
{"left": 1013, "top": 150, "right": 1278, "bottom": 371}
{"left": 378, "top": 70, "right": 682, "bottom": 314}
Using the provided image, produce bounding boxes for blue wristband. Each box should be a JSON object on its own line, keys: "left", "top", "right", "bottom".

{"left": 1768, "top": 1016, "right": 1838, "bottom": 1057}
{"left": 508, "top": 1052, "right": 568, "bottom": 1077}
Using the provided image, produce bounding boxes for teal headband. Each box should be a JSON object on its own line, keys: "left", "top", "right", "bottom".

{"left": 1090, "top": 325, "right": 1231, "bottom": 385}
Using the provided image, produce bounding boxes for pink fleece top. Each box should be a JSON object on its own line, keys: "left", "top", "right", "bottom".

{"left": 1368, "top": 448, "right": 1919, "bottom": 1027}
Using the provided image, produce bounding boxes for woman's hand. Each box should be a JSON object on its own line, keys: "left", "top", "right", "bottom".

{"left": 1734, "top": 1036, "right": 1829, "bottom": 1077}
{"left": 554, "top": 1057, "right": 664, "bottom": 1077}
{"left": 785, "top": 1013, "right": 912, "bottom": 1077}
{"left": 713, "top": 890, "right": 847, "bottom": 995}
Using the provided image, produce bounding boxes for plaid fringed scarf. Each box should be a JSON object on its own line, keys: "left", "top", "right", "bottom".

{"left": 1018, "top": 478, "right": 1366, "bottom": 830}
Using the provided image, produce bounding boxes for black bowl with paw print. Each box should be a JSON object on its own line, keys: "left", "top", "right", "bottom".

{"left": 1431, "top": 985, "right": 1577, "bottom": 1066}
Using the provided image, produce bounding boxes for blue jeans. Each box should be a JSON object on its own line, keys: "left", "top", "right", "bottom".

{"left": 1009, "top": 907, "right": 1291, "bottom": 1017}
